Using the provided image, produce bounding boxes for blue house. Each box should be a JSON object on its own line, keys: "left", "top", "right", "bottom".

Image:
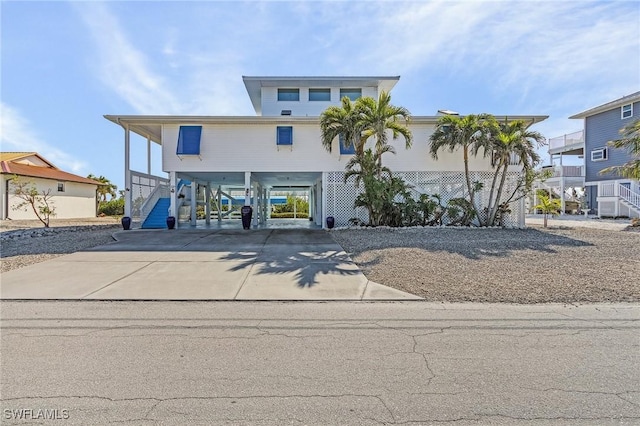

{"left": 570, "top": 91, "right": 640, "bottom": 218}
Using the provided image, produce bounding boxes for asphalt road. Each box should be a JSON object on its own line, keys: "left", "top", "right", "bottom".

{"left": 1, "top": 302, "right": 639, "bottom": 425}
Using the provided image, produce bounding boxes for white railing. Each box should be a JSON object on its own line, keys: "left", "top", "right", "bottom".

{"left": 130, "top": 171, "right": 169, "bottom": 219}
{"left": 548, "top": 130, "right": 584, "bottom": 151}
{"left": 140, "top": 183, "right": 170, "bottom": 224}
{"left": 620, "top": 184, "right": 640, "bottom": 209}
{"left": 600, "top": 182, "right": 615, "bottom": 197}
{"left": 550, "top": 165, "right": 584, "bottom": 178}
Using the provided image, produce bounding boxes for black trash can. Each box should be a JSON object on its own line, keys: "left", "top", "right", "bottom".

{"left": 241, "top": 206, "right": 253, "bottom": 230}
{"left": 326, "top": 216, "right": 335, "bottom": 229}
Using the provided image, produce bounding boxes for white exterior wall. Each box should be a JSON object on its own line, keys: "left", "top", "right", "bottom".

{"left": 2, "top": 176, "right": 97, "bottom": 220}
{"left": 261, "top": 86, "right": 379, "bottom": 117}
{"left": 162, "top": 121, "right": 496, "bottom": 174}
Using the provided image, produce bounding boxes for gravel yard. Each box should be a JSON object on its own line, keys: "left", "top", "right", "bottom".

{"left": 2, "top": 218, "right": 639, "bottom": 303}
{"left": 331, "top": 225, "right": 640, "bottom": 303}
{"left": 0, "top": 218, "right": 120, "bottom": 273}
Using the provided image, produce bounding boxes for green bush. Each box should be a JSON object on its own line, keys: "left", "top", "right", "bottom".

{"left": 98, "top": 198, "right": 124, "bottom": 216}
{"left": 270, "top": 212, "right": 309, "bottom": 219}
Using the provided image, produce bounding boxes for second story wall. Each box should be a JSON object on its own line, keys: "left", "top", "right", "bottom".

{"left": 585, "top": 100, "right": 639, "bottom": 182}
{"left": 161, "top": 119, "right": 498, "bottom": 175}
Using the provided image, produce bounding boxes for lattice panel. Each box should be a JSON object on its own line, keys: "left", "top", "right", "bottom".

{"left": 325, "top": 171, "right": 524, "bottom": 227}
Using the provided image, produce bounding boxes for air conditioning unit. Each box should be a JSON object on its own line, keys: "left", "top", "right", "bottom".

{"left": 591, "top": 147, "right": 607, "bottom": 162}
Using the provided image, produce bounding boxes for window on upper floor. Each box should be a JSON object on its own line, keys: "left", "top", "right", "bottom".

{"left": 176, "top": 126, "right": 203, "bottom": 156}
{"left": 340, "top": 88, "right": 362, "bottom": 101}
{"left": 277, "top": 126, "right": 293, "bottom": 146}
{"left": 339, "top": 134, "right": 356, "bottom": 155}
{"left": 278, "top": 89, "right": 300, "bottom": 102}
{"left": 591, "top": 147, "right": 608, "bottom": 162}
{"left": 309, "top": 88, "right": 331, "bottom": 101}
{"left": 621, "top": 103, "right": 633, "bottom": 119}
{"left": 57, "top": 182, "right": 65, "bottom": 192}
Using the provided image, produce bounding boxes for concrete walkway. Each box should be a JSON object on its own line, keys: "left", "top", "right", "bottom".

{"left": 0, "top": 228, "right": 420, "bottom": 301}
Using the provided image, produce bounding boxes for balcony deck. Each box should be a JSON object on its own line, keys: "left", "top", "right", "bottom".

{"left": 548, "top": 130, "right": 584, "bottom": 156}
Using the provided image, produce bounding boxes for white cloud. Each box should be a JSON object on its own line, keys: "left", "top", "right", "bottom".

{"left": 73, "top": 2, "right": 184, "bottom": 114}
{"left": 0, "top": 102, "right": 89, "bottom": 174}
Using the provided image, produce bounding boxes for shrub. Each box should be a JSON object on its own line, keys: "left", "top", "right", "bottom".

{"left": 270, "top": 212, "right": 309, "bottom": 219}
{"left": 98, "top": 198, "right": 124, "bottom": 216}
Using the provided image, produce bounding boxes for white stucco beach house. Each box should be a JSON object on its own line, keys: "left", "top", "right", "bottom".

{"left": 105, "top": 76, "right": 547, "bottom": 229}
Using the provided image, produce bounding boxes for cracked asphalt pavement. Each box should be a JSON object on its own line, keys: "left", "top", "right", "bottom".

{"left": 1, "top": 301, "right": 639, "bottom": 425}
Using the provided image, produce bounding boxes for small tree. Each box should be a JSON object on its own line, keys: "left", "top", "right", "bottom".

{"left": 10, "top": 176, "right": 56, "bottom": 227}
{"left": 534, "top": 194, "right": 561, "bottom": 228}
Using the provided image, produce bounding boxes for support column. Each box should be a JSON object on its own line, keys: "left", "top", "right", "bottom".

{"left": 147, "top": 136, "right": 151, "bottom": 175}
{"left": 169, "top": 171, "right": 177, "bottom": 217}
{"left": 205, "top": 183, "right": 211, "bottom": 225}
{"left": 217, "top": 186, "right": 223, "bottom": 223}
{"left": 124, "top": 124, "right": 132, "bottom": 218}
{"left": 252, "top": 182, "right": 259, "bottom": 227}
{"left": 559, "top": 154, "right": 565, "bottom": 215}
{"left": 190, "top": 182, "right": 197, "bottom": 226}
{"left": 244, "top": 172, "right": 251, "bottom": 206}
{"left": 267, "top": 187, "right": 272, "bottom": 219}
{"left": 322, "top": 173, "right": 327, "bottom": 229}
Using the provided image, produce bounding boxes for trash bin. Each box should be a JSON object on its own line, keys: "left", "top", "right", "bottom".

{"left": 241, "top": 206, "right": 253, "bottom": 230}
{"left": 326, "top": 216, "right": 335, "bottom": 229}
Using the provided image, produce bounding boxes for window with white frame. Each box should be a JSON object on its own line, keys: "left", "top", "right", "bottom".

{"left": 309, "top": 88, "right": 331, "bottom": 101}
{"left": 591, "top": 147, "right": 607, "bottom": 162}
{"left": 340, "top": 88, "right": 361, "bottom": 101}
{"left": 57, "top": 182, "right": 65, "bottom": 192}
{"left": 621, "top": 103, "right": 633, "bottom": 119}
{"left": 278, "top": 89, "right": 300, "bottom": 101}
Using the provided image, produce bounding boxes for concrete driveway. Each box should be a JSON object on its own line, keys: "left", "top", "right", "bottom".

{"left": 0, "top": 228, "right": 420, "bottom": 301}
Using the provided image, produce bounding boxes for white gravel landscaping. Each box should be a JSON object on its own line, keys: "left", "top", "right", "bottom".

{"left": 2, "top": 217, "right": 638, "bottom": 303}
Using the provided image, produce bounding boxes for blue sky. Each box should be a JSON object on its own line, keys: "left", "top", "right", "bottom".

{"left": 2, "top": 1, "right": 639, "bottom": 191}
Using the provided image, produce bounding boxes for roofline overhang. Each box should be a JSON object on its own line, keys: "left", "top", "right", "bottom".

{"left": 569, "top": 91, "right": 640, "bottom": 119}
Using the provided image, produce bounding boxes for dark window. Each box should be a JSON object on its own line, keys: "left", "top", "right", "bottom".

{"left": 339, "top": 134, "right": 355, "bottom": 154}
{"left": 340, "top": 88, "right": 362, "bottom": 101}
{"left": 277, "top": 126, "right": 293, "bottom": 145}
{"left": 622, "top": 103, "right": 633, "bottom": 119}
{"left": 57, "top": 182, "right": 65, "bottom": 192}
{"left": 278, "top": 89, "right": 300, "bottom": 101}
{"left": 281, "top": 110, "right": 292, "bottom": 116}
{"left": 309, "top": 88, "right": 331, "bottom": 101}
{"left": 176, "top": 126, "right": 202, "bottom": 155}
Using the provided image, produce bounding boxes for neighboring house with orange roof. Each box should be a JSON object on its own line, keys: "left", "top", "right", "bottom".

{"left": 1, "top": 152, "right": 100, "bottom": 220}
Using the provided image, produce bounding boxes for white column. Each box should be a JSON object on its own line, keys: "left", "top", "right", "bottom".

{"left": 266, "top": 187, "right": 272, "bottom": 219}
{"left": 169, "top": 171, "right": 177, "bottom": 217}
{"left": 190, "top": 182, "right": 197, "bottom": 226}
{"left": 322, "top": 173, "right": 327, "bottom": 229}
{"left": 147, "top": 136, "right": 151, "bottom": 175}
{"left": 244, "top": 172, "right": 251, "bottom": 206}
{"left": 124, "top": 125, "right": 132, "bottom": 218}
{"left": 217, "top": 186, "right": 223, "bottom": 223}
{"left": 252, "top": 182, "right": 259, "bottom": 226}
{"left": 205, "top": 184, "right": 211, "bottom": 225}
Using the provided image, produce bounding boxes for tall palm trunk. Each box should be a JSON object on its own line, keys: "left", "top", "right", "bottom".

{"left": 488, "top": 161, "right": 510, "bottom": 226}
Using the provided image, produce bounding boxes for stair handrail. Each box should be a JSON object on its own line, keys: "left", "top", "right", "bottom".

{"left": 619, "top": 184, "right": 640, "bottom": 209}
{"left": 140, "top": 183, "right": 170, "bottom": 224}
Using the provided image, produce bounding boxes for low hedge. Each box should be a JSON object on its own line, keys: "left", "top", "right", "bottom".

{"left": 270, "top": 212, "right": 309, "bottom": 219}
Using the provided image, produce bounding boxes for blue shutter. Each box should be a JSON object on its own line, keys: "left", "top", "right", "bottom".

{"left": 339, "top": 134, "right": 355, "bottom": 154}
{"left": 277, "top": 126, "right": 293, "bottom": 145}
{"left": 176, "top": 126, "right": 202, "bottom": 155}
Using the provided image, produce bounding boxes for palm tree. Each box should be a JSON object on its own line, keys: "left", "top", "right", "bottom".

{"left": 429, "top": 114, "right": 490, "bottom": 222}
{"left": 483, "top": 119, "right": 544, "bottom": 226}
{"left": 88, "top": 174, "right": 118, "bottom": 202}
{"left": 320, "top": 97, "right": 364, "bottom": 154}
{"left": 534, "top": 194, "right": 561, "bottom": 228}
{"left": 600, "top": 119, "right": 640, "bottom": 180}
{"left": 357, "top": 91, "right": 412, "bottom": 169}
